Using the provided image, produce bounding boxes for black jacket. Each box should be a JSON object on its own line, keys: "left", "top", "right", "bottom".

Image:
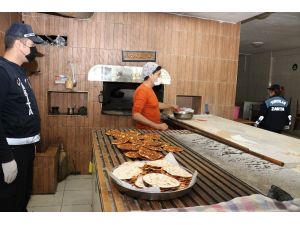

{"left": 0, "top": 57, "right": 40, "bottom": 163}
{"left": 256, "top": 95, "right": 291, "bottom": 132}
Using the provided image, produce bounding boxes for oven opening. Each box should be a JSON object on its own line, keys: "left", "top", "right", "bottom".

{"left": 101, "top": 82, "right": 164, "bottom": 116}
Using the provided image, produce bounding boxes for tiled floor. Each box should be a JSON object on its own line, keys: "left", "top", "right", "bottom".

{"left": 28, "top": 175, "right": 93, "bottom": 212}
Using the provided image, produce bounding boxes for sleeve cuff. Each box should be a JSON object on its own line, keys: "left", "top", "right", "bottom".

{"left": 0, "top": 147, "right": 14, "bottom": 164}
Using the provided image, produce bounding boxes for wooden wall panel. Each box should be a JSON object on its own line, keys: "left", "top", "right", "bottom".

{"left": 22, "top": 12, "right": 240, "bottom": 174}
{"left": 0, "top": 13, "right": 22, "bottom": 55}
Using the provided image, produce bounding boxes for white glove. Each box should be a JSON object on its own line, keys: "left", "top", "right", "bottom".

{"left": 1, "top": 160, "right": 18, "bottom": 184}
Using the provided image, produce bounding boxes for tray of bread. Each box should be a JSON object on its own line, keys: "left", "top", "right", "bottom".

{"left": 105, "top": 129, "right": 183, "bottom": 161}
{"left": 109, "top": 153, "right": 197, "bottom": 200}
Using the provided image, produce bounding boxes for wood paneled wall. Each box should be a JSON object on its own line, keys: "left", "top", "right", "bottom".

{"left": 22, "top": 13, "right": 240, "bottom": 174}
{"left": 0, "top": 13, "right": 22, "bottom": 55}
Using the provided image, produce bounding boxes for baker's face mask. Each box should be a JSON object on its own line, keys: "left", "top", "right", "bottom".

{"left": 153, "top": 71, "right": 162, "bottom": 86}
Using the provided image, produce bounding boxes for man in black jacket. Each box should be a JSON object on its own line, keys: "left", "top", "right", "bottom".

{"left": 254, "top": 84, "right": 292, "bottom": 133}
{"left": 0, "top": 22, "right": 43, "bottom": 211}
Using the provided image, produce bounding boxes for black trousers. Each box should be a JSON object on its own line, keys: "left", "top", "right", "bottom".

{"left": 0, "top": 144, "right": 35, "bottom": 212}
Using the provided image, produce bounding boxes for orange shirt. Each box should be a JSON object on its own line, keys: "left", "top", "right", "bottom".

{"left": 132, "top": 83, "right": 160, "bottom": 129}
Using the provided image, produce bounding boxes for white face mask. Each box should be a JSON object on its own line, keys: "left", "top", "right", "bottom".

{"left": 154, "top": 77, "right": 162, "bottom": 86}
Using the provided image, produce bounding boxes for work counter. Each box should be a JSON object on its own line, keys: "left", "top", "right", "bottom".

{"left": 166, "top": 114, "right": 300, "bottom": 168}
{"left": 91, "top": 128, "right": 259, "bottom": 212}
{"left": 165, "top": 114, "right": 300, "bottom": 198}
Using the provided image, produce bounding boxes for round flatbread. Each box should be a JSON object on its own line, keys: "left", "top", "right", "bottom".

{"left": 113, "top": 166, "right": 142, "bottom": 180}
{"left": 121, "top": 161, "right": 145, "bottom": 168}
{"left": 134, "top": 176, "right": 146, "bottom": 188}
{"left": 138, "top": 146, "right": 164, "bottom": 161}
{"left": 124, "top": 151, "right": 141, "bottom": 159}
{"left": 162, "top": 166, "right": 192, "bottom": 178}
{"left": 105, "top": 129, "right": 121, "bottom": 136}
{"left": 112, "top": 137, "right": 129, "bottom": 145}
{"left": 143, "top": 173, "right": 180, "bottom": 189}
{"left": 146, "top": 159, "right": 174, "bottom": 168}
{"left": 124, "top": 130, "right": 141, "bottom": 137}
{"left": 162, "top": 145, "right": 183, "bottom": 152}
{"left": 117, "top": 143, "right": 140, "bottom": 151}
{"left": 143, "top": 145, "right": 163, "bottom": 151}
{"left": 143, "top": 140, "right": 163, "bottom": 147}
{"left": 140, "top": 133, "right": 161, "bottom": 140}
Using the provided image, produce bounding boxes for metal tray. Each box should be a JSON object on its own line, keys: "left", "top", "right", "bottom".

{"left": 109, "top": 167, "right": 196, "bottom": 200}
{"left": 173, "top": 111, "right": 194, "bottom": 120}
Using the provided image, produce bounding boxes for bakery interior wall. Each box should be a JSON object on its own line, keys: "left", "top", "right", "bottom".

{"left": 20, "top": 12, "right": 240, "bottom": 174}
{"left": 0, "top": 13, "right": 22, "bottom": 55}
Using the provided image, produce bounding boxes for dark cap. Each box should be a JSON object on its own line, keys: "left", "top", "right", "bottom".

{"left": 5, "top": 22, "right": 44, "bottom": 44}
{"left": 267, "top": 84, "right": 281, "bottom": 91}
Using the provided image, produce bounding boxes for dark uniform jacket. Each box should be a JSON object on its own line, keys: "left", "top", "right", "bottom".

{"left": 0, "top": 57, "right": 40, "bottom": 163}
{"left": 256, "top": 95, "right": 291, "bottom": 133}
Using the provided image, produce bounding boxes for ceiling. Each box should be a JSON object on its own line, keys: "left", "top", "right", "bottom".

{"left": 240, "top": 12, "right": 300, "bottom": 54}
{"left": 174, "top": 12, "right": 300, "bottom": 55}
{"left": 172, "top": 12, "right": 262, "bottom": 23}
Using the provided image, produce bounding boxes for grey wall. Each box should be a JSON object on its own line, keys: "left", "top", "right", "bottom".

{"left": 236, "top": 47, "right": 300, "bottom": 121}
{"left": 236, "top": 52, "right": 271, "bottom": 105}
{"left": 272, "top": 48, "right": 300, "bottom": 118}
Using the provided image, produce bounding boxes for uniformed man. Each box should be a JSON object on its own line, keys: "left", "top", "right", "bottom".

{"left": 0, "top": 22, "right": 43, "bottom": 211}
{"left": 254, "top": 84, "right": 292, "bottom": 133}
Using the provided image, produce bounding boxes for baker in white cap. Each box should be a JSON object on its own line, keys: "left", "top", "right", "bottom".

{"left": 132, "top": 62, "right": 179, "bottom": 130}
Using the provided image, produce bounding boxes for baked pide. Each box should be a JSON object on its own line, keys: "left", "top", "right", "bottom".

{"left": 142, "top": 173, "right": 180, "bottom": 191}
{"left": 145, "top": 159, "right": 175, "bottom": 168}
{"left": 162, "top": 145, "right": 183, "bottom": 152}
{"left": 112, "top": 137, "right": 130, "bottom": 145}
{"left": 105, "top": 129, "right": 184, "bottom": 160}
{"left": 124, "top": 151, "right": 141, "bottom": 159}
{"left": 162, "top": 165, "right": 193, "bottom": 188}
{"left": 143, "top": 160, "right": 174, "bottom": 173}
{"left": 138, "top": 146, "right": 164, "bottom": 160}
{"left": 112, "top": 160, "right": 194, "bottom": 193}
{"left": 121, "top": 161, "right": 145, "bottom": 168}
{"left": 113, "top": 165, "right": 142, "bottom": 180}
{"left": 139, "top": 133, "right": 161, "bottom": 140}
{"left": 116, "top": 143, "right": 140, "bottom": 151}
{"left": 134, "top": 176, "right": 146, "bottom": 188}
{"left": 143, "top": 140, "right": 164, "bottom": 147}
{"left": 142, "top": 145, "right": 162, "bottom": 151}
{"left": 162, "top": 166, "right": 192, "bottom": 178}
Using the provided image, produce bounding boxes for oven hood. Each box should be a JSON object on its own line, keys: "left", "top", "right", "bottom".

{"left": 88, "top": 64, "right": 171, "bottom": 85}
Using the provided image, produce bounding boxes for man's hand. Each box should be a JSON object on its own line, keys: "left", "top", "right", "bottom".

{"left": 1, "top": 159, "right": 18, "bottom": 184}
{"left": 155, "top": 123, "right": 168, "bottom": 131}
{"left": 284, "top": 125, "right": 290, "bottom": 130}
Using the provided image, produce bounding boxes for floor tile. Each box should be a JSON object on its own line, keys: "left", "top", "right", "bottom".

{"left": 28, "top": 191, "right": 64, "bottom": 207}
{"left": 28, "top": 205, "right": 61, "bottom": 212}
{"left": 65, "top": 178, "right": 92, "bottom": 191}
{"left": 62, "top": 190, "right": 92, "bottom": 205}
{"left": 61, "top": 204, "right": 92, "bottom": 212}
{"left": 66, "top": 175, "right": 92, "bottom": 180}
{"left": 57, "top": 180, "right": 66, "bottom": 192}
